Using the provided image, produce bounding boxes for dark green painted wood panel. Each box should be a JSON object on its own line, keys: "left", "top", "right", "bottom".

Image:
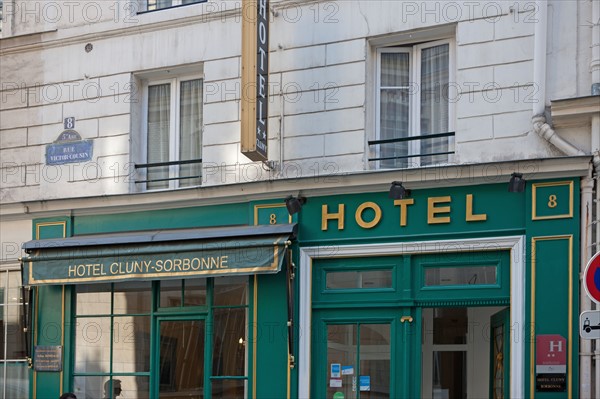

{"left": 311, "top": 308, "right": 418, "bottom": 398}
{"left": 298, "top": 183, "right": 525, "bottom": 245}
{"left": 31, "top": 218, "right": 72, "bottom": 399}
{"left": 73, "top": 203, "right": 248, "bottom": 235}
{"left": 33, "top": 218, "right": 71, "bottom": 240}
{"left": 525, "top": 178, "right": 580, "bottom": 399}
{"left": 531, "top": 237, "right": 574, "bottom": 399}
{"left": 413, "top": 250, "right": 510, "bottom": 303}
{"left": 34, "top": 285, "right": 64, "bottom": 399}
{"left": 255, "top": 272, "right": 289, "bottom": 398}
{"left": 27, "top": 178, "right": 581, "bottom": 399}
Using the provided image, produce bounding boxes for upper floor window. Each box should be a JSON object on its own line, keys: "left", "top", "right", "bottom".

{"left": 139, "top": 76, "right": 203, "bottom": 190}
{"left": 139, "top": 0, "right": 206, "bottom": 12}
{"left": 372, "top": 39, "right": 455, "bottom": 169}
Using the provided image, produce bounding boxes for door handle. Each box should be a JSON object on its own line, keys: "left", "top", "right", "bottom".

{"left": 400, "top": 316, "right": 413, "bottom": 323}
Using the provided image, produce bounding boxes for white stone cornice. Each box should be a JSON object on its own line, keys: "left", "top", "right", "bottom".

{"left": 0, "top": 156, "right": 592, "bottom": 220}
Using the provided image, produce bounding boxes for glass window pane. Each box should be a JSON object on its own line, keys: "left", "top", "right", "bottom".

{"left": 380, "top": 89, "right": 409, "bottom": 169}
{"left": 424, "top": 266, "right": 497, "bottom": 286}
{"left": 211, "top": 379, "right": 246, "bottom": 399}
{"left": 76, "top": 284, "right": 111, "bottom": 315}
{"left": 214, "top": 276, "right": 248, "bottom": 306}
{"left": 380, "top": 52, "right": 409, "bottom": 87}
{"left": 0, "top": 271, "right": 28, "bottom": 360}
{"left": 433, "top": 308, "right": 468, "bottom": 345}
{"left": 112, "top": 316, "right": 151, "bottom": 373}
{"left": 146, "top": 0, "right": 202, "bottom": 11}
{"left": 327, "top": 324, "right": 357, "bottom": 399}
{"left": 326, "top": 271, "right": 359, "bottom": 289}
{"left": 359, "top": 324, "right": 391, "bottom": 399}
{"left": 73, "top": 375, "right": 149, "bottom": 399}
{"left": 74, "top": 317, "right": 111, "bottom": 373}
{"left": 432, "top": 351, "right": 466, "bottom": 399}
{"left": 114, "top": 281, "right": 152, "bottom": 314}
{"left": 73, "top": 375, "right": 104, "bottom": 399}
{"left": 0, "top": 362, "right": 29, "bottom": 398}
{"left": 493, "top": 324, "right": 504, "bottom": 399}
{"left": 184, "top": 278, "right": 207, "bottom": 306}
{"left": 379, "top": 51, "right": 410, "bottom": 169}
{"left": 147, "top": 83, "right": 171, "bottom": 190}
{"left": 7, "top": 271, "right": 23, "bottom": 305}
{"left": 420, "top": 43, "right": 450, "bottom": 165}
{"left": 213, "top": 308, "right": 247, "bottom": 376}
{"left": 179, "top": 79, "right": 203, "bottom": 188}
{"left": 114, "top": 375, "right": 150, "bottom": 399}
{"left": 326, "top": 270, "right": 392, "bottom": 290}
{"left": 160, "top": 279, "right": 182, "bottom": 308}
{"left": 3, "top": 305, "right": 27, "bottom": 359}
{"left": 159, "top": 320, "right": 205, "bottom": 398}
{"left": 148, "top": 0, "right": 173, "bottom": 11}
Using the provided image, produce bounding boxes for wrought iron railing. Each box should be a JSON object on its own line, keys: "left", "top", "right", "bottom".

{"left": 368, "top": 132, "right": 455, "bottom": 163}
{"left": 134, "top": 159, "right": 202, "bottom": 184}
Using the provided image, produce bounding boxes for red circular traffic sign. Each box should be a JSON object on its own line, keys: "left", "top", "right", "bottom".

{"left": 584, "top": 251, "right": 600, "bottom": 304}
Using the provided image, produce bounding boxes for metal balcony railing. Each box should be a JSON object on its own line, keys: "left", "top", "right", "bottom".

{"left": 368, "top": 132, "right": 455, "bottom": 163}
{"left": 134, "top": 159, "right": 202, "bottom": 184}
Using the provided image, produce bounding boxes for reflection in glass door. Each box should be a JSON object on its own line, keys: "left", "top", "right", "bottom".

{"left": 158, "top": 319, "right": 205, "bottom": 398}
{"left": 490, "top": 308, "right": 510, "bottom": 399}
{"left": 326, "top": 323, "right": 391, "bottom": 399}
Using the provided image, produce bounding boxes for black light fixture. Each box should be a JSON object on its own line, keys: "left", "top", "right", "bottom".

{"left": 508, "top": 173, "right": 526, "bottom": 193}
{"left": 285, "top": 195, "right": 306, "bottom": 215}
{"left": 389, "top": 181, "right": 411, "bottom": 200}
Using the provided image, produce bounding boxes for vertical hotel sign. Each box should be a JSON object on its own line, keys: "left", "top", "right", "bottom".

{"left": 241, "top": 0, "right": 269, "bottom": 161}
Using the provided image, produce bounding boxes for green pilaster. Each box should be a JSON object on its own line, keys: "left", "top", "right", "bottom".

{"left": 525, "top": 179, "right": 580, "bottom": 399}
{"left": 255, "top": 271, "right": 289, "bottom": 398}
{"left": 31, "top": 217, "right": 71, "bottom": 399}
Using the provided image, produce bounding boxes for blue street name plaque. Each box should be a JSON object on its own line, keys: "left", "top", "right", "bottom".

{"left": 46, "top": 130, "right": 93, "bottom": 165}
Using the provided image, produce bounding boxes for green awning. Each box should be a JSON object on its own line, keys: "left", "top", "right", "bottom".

{"left": 22, "top": 224, "right": 296, "bottom": 286}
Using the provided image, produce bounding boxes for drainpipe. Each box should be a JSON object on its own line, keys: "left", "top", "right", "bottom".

{"left": 590, "top": 0, "right": 600, "bottom": 393}
{"left": 532, "top": 0, "right": 586, "bottom": 157}
{"left": 593, "top": 114, "right": 600, "bottom": 399}
{"left": 591, "top": 0, "right": 600, "bottom": 96}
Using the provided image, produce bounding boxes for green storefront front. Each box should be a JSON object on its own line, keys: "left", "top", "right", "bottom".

{"left": 21, "top": 177, "right": 580, "bottom": 399}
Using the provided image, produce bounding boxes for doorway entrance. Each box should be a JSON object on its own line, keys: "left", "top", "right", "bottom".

{"left": 312, "top": 306, "right": 509, "bottom": 399}
{"left": 157, "top": 318, "right": 206, "bottom": 399}
{"left": 421, "top": 307, "right": 510, "bottom": 399}
{"left": 312, "top": 308, "right": 415, "bottom": 398}
{"left": 309, "top": 249, "right": 513, "bottom": 398}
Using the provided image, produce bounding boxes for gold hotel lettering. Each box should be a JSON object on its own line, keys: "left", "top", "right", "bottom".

{"left": 321, "top": 194, "right": 488, "bottom": 231}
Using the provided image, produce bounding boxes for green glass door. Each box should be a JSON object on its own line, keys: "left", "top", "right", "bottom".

{"left": 156, "top": 318, "right": 206, "bottom": 398}
{"left": 312, "top": 309, "right": 415, "bottom": 399}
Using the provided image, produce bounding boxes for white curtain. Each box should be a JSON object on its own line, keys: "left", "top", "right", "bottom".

{"left": 420, "top": 44, "right": 449, "bottom": 165}
{"left": 147, "top": 83, "right": 171, "bottom": 189}
{"left": 379, "top": 52, "right": 410, "bottom": 168}
{"left": 179, "top": 79, "right": 203, "bottom": 187}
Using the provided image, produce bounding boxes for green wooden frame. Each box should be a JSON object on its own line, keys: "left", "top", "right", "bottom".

{"left": 311, "top": 250, "right": 511, "bottom": 398}
{"left": 64, "top": 277, "right": 254, "bottom": 398}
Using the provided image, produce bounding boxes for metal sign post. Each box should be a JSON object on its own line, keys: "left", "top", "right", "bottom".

{"left": 583, "top": 251, "right": 600, "bottom": 303}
